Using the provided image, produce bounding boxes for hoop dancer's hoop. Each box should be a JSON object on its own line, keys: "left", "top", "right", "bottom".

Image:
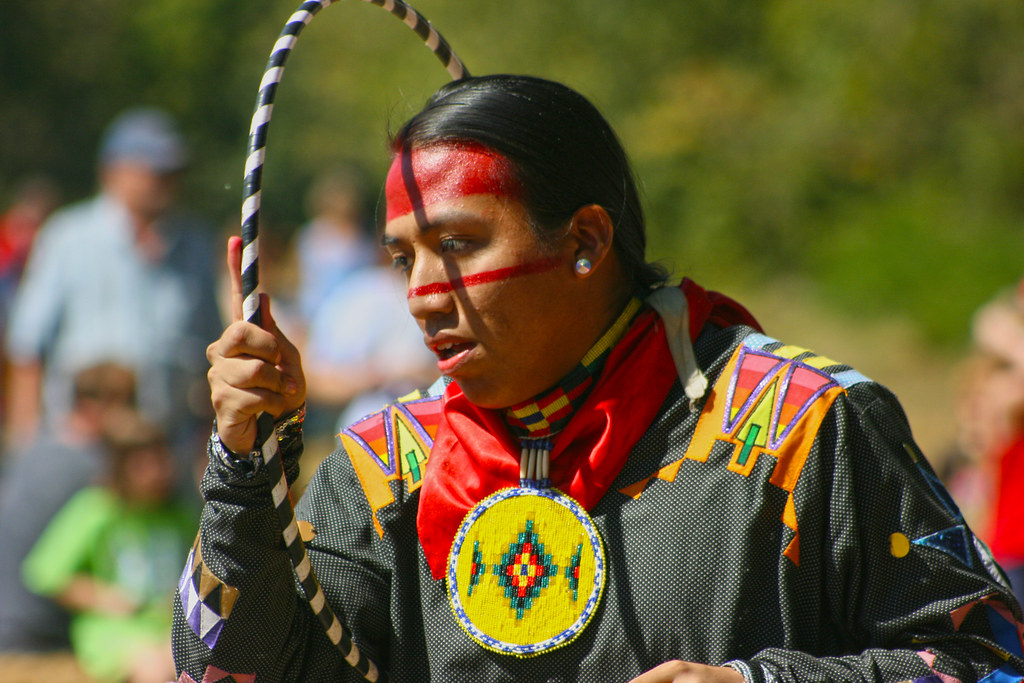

{"left": 237, "top": 3, "right": 468, "bottom": 680}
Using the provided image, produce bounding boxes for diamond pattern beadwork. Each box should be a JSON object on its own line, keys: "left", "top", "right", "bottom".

{"left": 494, "top": 520, "right": 559, "bottom": 618}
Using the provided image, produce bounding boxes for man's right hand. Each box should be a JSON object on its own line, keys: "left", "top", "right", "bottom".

{"left": 206, "top": 235, "right": 306, "bottom": 455}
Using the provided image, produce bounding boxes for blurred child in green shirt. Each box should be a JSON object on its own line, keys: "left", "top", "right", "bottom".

{"left": 23, "top": 410, "right": 196, "bottom": 683}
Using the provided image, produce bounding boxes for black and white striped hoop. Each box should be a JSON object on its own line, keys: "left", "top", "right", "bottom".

{"left": 237, "top": 2, "right": 468, "bottom": 680}
{"left": 241, "top": 0, "right": 468, "bottom": 323}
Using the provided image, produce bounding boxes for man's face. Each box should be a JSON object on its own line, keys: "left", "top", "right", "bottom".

{"left": 382, "top": 143, "right": 589, "bottom": 408}
{"left": 102, "top": 160, "right": 179, "bottom": 221}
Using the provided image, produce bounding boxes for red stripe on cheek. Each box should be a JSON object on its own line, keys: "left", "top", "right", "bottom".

{"left": 407, "top": 257, "right": 561, "bottom": 299}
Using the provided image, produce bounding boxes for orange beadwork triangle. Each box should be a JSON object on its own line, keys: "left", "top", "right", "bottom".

{"left": 618, "top": 459, "right": 684, "bottom": 500}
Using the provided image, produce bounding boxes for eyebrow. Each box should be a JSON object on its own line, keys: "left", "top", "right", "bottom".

{"left": 381, "top": 223, "right": 437, "bottom": 249}
{"left": 380, "top": 209, "right": 481, "bottom": 248}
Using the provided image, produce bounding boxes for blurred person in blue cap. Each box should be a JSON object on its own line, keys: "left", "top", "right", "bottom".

{"left": 4, "top": 107, "right": 223, "bottom": 495}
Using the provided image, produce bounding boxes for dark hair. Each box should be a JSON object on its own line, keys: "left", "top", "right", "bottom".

{"left": 101, "top": 408, "right": 171, "bottom": 500}
{"left": 391, "top": 74, "right": 667, "bottom": 292}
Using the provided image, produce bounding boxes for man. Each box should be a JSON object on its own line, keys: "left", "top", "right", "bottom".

{"left": 4, "top": 107, "right": 222, "bottom": 486}
{"left": 176, "top": 76, "right": 1023, "bottom": 682}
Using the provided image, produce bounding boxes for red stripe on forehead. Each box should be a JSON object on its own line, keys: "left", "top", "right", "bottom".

{"left": 385, "top": 142, "right": 519, "bottom": 222}
{"left": 407, "top": 257, "right": 561, "bottom": 299}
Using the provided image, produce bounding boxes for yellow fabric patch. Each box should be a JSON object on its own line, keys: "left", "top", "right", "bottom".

{"left": 891, "top": 532, "right": 910, "bottom": 558}
{"left": 297, "top": 520, "right": 316, "bottom": 542}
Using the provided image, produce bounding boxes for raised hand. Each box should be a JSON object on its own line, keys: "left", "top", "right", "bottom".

{"left": 206, "top": 235, "right": 306, "bottom": 454}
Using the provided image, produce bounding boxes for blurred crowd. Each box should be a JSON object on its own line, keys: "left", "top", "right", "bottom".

{"left": 0, "top": 105, "right": 1020, "bottom": 681}
{"left": 0, "top": 107, "right": 434, "bottom": 682}
{"left": 944, "top": 279, "right": 1024, "bottom": 599}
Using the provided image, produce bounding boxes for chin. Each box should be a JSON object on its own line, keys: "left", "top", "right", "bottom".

{"left": 450, "top": 377, "right": 523, "bottom": 410}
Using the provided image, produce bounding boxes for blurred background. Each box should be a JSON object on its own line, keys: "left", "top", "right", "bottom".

{"left": 1, "top": 0, "right": 1023, "bottom": 678}
{"left": 2, "top": 0, "right": 1022, "bottom": 455}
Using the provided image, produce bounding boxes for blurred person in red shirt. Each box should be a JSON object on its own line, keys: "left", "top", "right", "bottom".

{"left": 0, "top": 175, "right": 58, "bottom": 286}
{"left": 959, "top": 278, "right": 1024, "bottom": 600}
{"left": 0, "top": 176, "right": 59, "bottom": 421}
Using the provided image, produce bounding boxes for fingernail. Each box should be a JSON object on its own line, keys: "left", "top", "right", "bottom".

{"left": 285, "top": 379, "right": 298, "bottom": 395}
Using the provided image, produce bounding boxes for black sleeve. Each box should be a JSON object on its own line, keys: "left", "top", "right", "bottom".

{"left": 730, "top": 384, "right": 1024, "bottom": 682}
{"left": 172, "top": 415, "right": 390, "bottom": 683}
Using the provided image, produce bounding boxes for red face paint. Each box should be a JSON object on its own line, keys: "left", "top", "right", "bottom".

{"left": 385, "top": 142, "right": 520, "bottom": 222}
{"left": 407, "top": 256, "right": 561, "bottom": 299}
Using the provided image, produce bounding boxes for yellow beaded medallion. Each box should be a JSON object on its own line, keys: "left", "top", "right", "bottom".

{"left": 447, "top": 486, "right": 605, "bottom": 656}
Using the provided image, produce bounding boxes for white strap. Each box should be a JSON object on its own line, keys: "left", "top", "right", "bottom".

{"left": 647, "top": 286, "right": 708, "bottom": 404}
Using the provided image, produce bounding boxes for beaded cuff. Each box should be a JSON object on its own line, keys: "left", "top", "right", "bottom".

{"left": 274, "top": 403, "right": 306, "bottom": 456}
{"left": 210, "top": 404, "right": 306, "bottom": 476}
{"left": 210, "top": 429, "right": 262, "bottom": 476}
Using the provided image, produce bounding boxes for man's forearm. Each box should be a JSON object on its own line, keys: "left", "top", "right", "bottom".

{"left": 4, "top": 360, "right": 42, "bottom": 449}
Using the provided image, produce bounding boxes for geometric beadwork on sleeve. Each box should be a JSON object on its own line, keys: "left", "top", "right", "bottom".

{"left": 900, "top": 442, "right": 978, "bottom": 569}
{"left": 177, "top": 534, "right": 240, "bottom": 650}
{"left": 903, "top": 442, "right": 966, "bottom": 521}
{"left": 913, "top": 526, "right": 974, "bottom": 568}
{"left": 619, "top": 335, "right": 847, "bottom": 566}
{"left": 340, "top": 393, "right": 443, "bottom": 537}
{"left": 912, "top": 650, "right": 963, "bottom": 683}
{"left": 950, "top": 593, "right": 1024, "bottom": 661}
{"left": 447, "top": 486, "right": 605, "bottom": 657}
{"left": 977, "top": 664, "right": 1024, "bottom": 682}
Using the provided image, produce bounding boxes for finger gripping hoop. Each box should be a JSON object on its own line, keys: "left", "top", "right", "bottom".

{"left": 238, "top": 2, "right": 468, "bottom": 680}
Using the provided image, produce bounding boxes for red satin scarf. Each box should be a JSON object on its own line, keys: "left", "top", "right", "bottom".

{"left": 417, "top": 279, "right": 761, "bottom": 578}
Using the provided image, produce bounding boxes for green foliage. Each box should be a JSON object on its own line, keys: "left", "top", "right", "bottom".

{"left": 1, "top": 0, "right": 1021, "bottom": 347}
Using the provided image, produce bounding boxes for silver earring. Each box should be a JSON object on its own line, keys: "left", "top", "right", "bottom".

{"left": 574, "top": 257, "right": 592, "bottom": 275}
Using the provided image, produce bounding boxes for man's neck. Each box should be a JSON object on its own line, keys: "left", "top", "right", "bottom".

{"left": 130, "top": 212, "right": 168, "bottom": 263}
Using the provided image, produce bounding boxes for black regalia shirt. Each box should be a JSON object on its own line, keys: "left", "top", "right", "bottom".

{"left": 173, "top": 313, "right": 1024, "bottom": 683}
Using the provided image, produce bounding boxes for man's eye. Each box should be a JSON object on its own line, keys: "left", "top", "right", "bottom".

{"left": 440, "top": 237, "right": 470, "bottom": 253}
{"left": 390, "top": 255, "right": 411, "bottom": 272}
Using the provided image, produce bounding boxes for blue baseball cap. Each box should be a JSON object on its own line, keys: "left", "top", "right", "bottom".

{"left": 98, "top": 107, "right": 189, "bottom": 173}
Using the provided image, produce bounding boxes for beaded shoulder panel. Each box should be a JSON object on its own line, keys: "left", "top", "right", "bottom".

{"left": 339, "top": 379, "right": 448, "bottom": 537}
{"left": 619, "top": 332, "right": 870, "bottom": 565}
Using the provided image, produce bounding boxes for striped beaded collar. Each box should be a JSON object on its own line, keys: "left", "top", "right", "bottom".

{"left": 503, "top": 296, "right": 643, "bottom": 444}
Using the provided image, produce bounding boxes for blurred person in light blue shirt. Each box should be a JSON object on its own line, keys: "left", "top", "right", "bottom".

{"left": 4, "top": 108, "right": 222, "bottom": 490}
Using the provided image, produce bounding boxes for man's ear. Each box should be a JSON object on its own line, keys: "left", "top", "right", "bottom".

{"left": 568, "top": 204, "right": 615, "bottom": 276}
